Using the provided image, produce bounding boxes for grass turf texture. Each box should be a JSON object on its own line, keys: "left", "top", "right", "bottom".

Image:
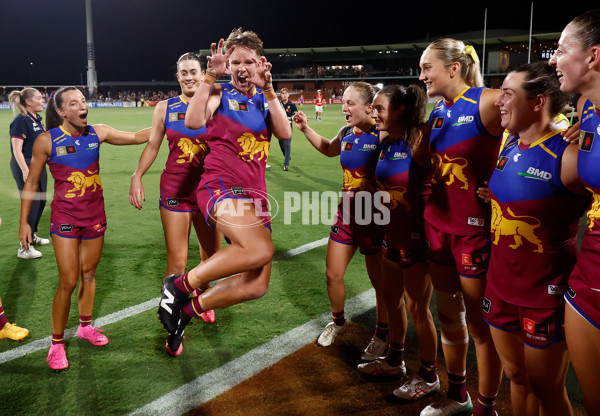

{"left": 0, "top": 105, "right": 379, "bottom": 415}
{"left": 0, "top": 103, "right": 584, "bottom": 414}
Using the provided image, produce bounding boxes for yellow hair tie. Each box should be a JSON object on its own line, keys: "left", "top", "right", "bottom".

{"left": 465, "top": 45, "right": 480, "bottom": 63}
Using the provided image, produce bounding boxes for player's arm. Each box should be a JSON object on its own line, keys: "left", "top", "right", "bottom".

{"left": 293, "top": 110, "right": 342, "bottom": 157}
{"left": 19, "top": 132, "right": 51, "bottom": 249}
{"left": 185, "top": 81, "right": 222, "bottom": 129}
{"left": 94, "top": 124, "right": 151, "bottom": 145}
{"left": 129, "top": 101, "right": 167, "bottom": 209}
{"left": 479, "top": 88, "right": 504, "bottom": 137}
{"left": 560, "top": 142, "right": 590, "bottom": 196}
{"left": 186, "top": 38, "right": 230, "bottom": 129}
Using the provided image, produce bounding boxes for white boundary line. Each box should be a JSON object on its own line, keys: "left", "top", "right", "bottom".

{"left": 129, "top": 289, "right": 375, "bottom": 416}
{"left": 0, "top": 237, "right": 329, "bottom": 366}
{"left": 1, "top": 236, "right": 376, "bottom": 416}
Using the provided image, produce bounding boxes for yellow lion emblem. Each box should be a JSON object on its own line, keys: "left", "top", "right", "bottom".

{"left": 586, "top": 187, "right": 600, "bottom": 231}
{"left": 66, "top": 170, "right": 102, "bottom": 198}
{"left": 343, "top": 169, "right": 368, "bottom": 191}
{"left": 377, "top": 180, "right": 411, "bottom": 211}
{"left": 237, "top": 132, "right": 270, "bottom": 162}
{"left": 491, "top": 199, "right": 543, "bottom": 253}
{"left": 177, "top": 137, "right": 209, "bottom": 164}
{"left": 431, "top": 153, "right": 469, "bottom": 190}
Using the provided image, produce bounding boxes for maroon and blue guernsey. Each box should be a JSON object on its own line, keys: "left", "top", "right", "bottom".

{"left": 426, "top": 87, "right": 502, "bottom": 235}
{"left": 47, "top": 125, "right": 105, "bottom": 225}
{"left": 375, "top": 136, "right": 431, "bottom": 249}
{"left": 566, "top": 101, "right": 600, "bottom": 326}
{"left": 487, "top": 131, "right": 590, "bottom": 308}
{"left": 200, "top": 83, "right": 271, "bottom": 196}
{"left": 339, "top": 123, "right": 381, "bottom": 193}
{"left": 160, "top": 95, "right": 210, "bottom": 205}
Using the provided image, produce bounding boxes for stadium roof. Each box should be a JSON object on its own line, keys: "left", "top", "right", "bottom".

{"left": 197, "top": 30, "right": 560, "bottom": 56}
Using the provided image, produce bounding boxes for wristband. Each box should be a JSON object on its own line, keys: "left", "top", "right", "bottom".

{"left": 203, "top": 72, "right": 217, "bottom": 86}
{"left": 262, "top": 88, "right": 276, "bottom": 101}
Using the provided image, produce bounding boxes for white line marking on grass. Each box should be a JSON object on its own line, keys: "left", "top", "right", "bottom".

{"left": 129, "top": 289, "right": 375, "bottom": 416}
{"left": 0, "top": 238, "right": 329, "bottom": 365}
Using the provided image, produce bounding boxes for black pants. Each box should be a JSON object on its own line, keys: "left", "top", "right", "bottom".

{"left": 11, "top": 157, "right": 47, "bottom": 234}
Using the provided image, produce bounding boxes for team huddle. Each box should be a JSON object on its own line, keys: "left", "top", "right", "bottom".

{"left": 6, "top": 9, "right": 600, "bottom": 416}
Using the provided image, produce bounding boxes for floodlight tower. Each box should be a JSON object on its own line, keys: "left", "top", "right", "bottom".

{"left": 85, "top": 0, "right": 98, "bottom": 94}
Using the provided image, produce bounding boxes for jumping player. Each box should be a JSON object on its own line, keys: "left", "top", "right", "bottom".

{"left": 157, "top": 28, "right": 291, "bottom": 356}
{"left": 129, "top": 52, "right": 217, "bottom": 323}
{"left": 482, "top": 61, "right": 590, "bottom": 416}
{"left": 19, "top": 86, "right": 150, "bottom": 371}
{"left": 418, "top": 39, "right": 504, "bottom": 416}
{"left": 357, "top": 84, "right": 439, "bottom": 402}
{"left": 293, "top": 81, "right": 388, "bottom": 360}
{"left": 550, "top": 9, "right": 600, "bottom": 415}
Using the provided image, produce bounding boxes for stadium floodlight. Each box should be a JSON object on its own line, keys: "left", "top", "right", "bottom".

{"left": 86, "top": 0, "right": 98, "bottom": 93}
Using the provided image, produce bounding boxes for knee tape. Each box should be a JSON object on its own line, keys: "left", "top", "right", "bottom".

{"left": 436, "top": 289, "right": 468, "bottom": 343}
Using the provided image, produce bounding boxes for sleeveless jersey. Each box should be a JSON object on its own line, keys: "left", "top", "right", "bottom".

{"left": 375, "top": 136, "right": 431, "bottom": 235}
{"left": 569, "top": 100, "right": 600, "bottom": 292}
{"left": 426, "top": 87, "right": 502, "bottom": 235}
{"left": 161, "top": 96, "right": 210, "bottom": 194}
{"left": 200, "top": 83, "right": 271, "bottom": 193}
{"left": 47, "top": 125, "right": 105, "bottom": 225}
{"left": 487, "top": 131, "right": 590, "bottom": 308}
{"left": 577, "top": 101, "right": 600, "bottom": 222}
{"left": 339, "top": 123, "right": 381, "bottom": 192}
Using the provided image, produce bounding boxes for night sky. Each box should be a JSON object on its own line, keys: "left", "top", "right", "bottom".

{"left": 0, "top": 1, "right": 593, "bottom": 86}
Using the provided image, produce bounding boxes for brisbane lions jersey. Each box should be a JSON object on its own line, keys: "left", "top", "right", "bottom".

{"left": 339, "top": 123, "right": 381, "bottom": 193}
{"left": 426, "top": 87, "right": 502, "bottom": 235}
{"left": 48, "top": 125, "right": 105, "bottom": 225}
{"left": 487, "top": 131, "right": 590, "bottom": 307}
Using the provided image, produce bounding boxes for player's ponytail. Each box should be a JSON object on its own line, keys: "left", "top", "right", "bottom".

{"left": 8, "top": 87, "right": 39, "bottom": 116}
{"left": 378, "top": 84, "right": 427, "bottom": 132}
{"left": 425, "top": 38, "right": 484, "bottom": 87}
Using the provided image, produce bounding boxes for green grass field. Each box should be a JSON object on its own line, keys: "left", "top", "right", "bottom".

{"left": 0, "top": 103, "right": 584, "bottom": 415}
{"left": 0, "top": 104, "right": 386, "bottom": 415}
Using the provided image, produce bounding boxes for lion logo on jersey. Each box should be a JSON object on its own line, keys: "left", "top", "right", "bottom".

{"left": 65, "top": 170, "right": 102, "bottom": 198}
{"left": 177, "top": 137, "right": 209, "bottom": 164}
{"left": 586, "top": 187, "right": 600, "bottom": 231}
{"left": 431, "top": 153, "right": 469, "bottom": 190}
{"left": 377, "top": 181, "right": 411, "bottom": 211}
{"left": 237, "top": 132, "right": 270, "bottom": 162}
{"left": 491, "top": 199, "right": 543, "bottom": 253}
{"left": 343, "top": 169, "right": 368, "bottom": 191}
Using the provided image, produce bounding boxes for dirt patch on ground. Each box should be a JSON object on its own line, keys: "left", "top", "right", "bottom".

{"left": 188, "top": 322, "right": 586, "bottom": 416}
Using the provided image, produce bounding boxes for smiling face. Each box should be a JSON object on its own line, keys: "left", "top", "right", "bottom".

{"left": 495, "top": 71, "right": 535, "bottom": 133}
{"left": 419, "top": 48, "right": 453, "bottom": 99}
{"left": 371, "top": 92, "right": 404, "bottom": 135}
{"left": 228, "top": 46, "right": 260, "bottom": 94}
{"left": 341, "top": 86, "right": 372, "bottom": 127}
{"left": 25, "top": 90, "right": 45, "bottom": 114}
{"left": 549, "top": 23, "right": 593, "bottom": 94}
{"left": 56, "top": 89, "right": 89, "bottom": 129}
{"left": 176, "top": 59, "right": 202, "bottom": 98}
